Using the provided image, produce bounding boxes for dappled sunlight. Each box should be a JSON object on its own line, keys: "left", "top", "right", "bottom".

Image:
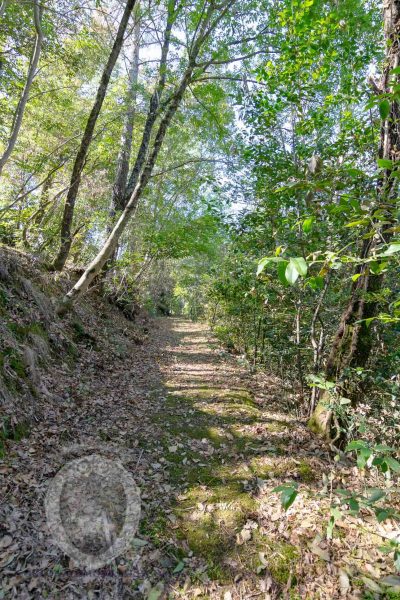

{"left": 147, "top": 318, "right": 336, "bottom": 592}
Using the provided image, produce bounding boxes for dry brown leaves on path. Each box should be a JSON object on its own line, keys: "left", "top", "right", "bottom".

{"left": 1, "top": 315, "right": 399, "bottom": 599}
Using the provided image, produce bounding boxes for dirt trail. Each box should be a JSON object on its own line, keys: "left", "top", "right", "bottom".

{"left": 0, "top": 318, "right": 393, "bottom": 599}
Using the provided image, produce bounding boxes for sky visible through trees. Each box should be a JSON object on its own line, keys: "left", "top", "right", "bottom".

{"left": 0, "top": 0, "right": 400, "bottom": 596}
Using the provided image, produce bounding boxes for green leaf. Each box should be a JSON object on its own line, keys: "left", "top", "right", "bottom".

{"left": 273, "top": 484, "right": 298, "bottom": 510}
{"left": 257, "top": 256, "right": 284, "bottom": 275}
{"left": 370, "top": 260, "right": 388, "bottom": 274}
{"left": 374, "top": 444, "right": 395, "bottom": 452}
{"left": 290, "top": 257, "right": 308, "bottom": 277}
{"left": 257, "top": 257, "right": 271, "bottom": 276}
{"left": 339, "top": 397, "right": 351, "bottom": 405}
{"left": 285, "top": 261, "right": 299, "bottom": 285}
{"left": 366, "top": 488, "right": 386, "bottom": 504}
{"left": 302, "top": 217, "right": 314, "bottom": 233}
{"left": 375, "top": 508, "right": 391, "bottom": 522}
{"left": 335, "top": 488, "right": 352, "bottom": 497}
{"left": 307, "top": 276, "right": 324, "bottom": 290}
{"left": 307, "top": 374, "right": 335, "bottom": 390}
{"left": 173, "top": 561, "right": 185, "bottom": 574}
{"left": 384, "top": 457, "right": 400, "bottom": 472}
{"left": 346, "top": 440, "right": 369, "bottom": 451}
{"left": 345, "top": 219, "right": 368, "bottom": 227}
{"left": 277, "top": 260, "right": 289, "bottom": 285}
{"left": 327, "top": 507, "right": 342, "bottom": 539}
{"left": 348, "top": 497, "right": 360, "bottom": 514}
{"left": 381, "top": 242, "right": 400, "bottom": 256}
{"left": 381, "top": 460, "right": 389, "bottom": 473}
{"left": 281, "top": 487, "right": 298, "bottom": 510}
{"left": 357, "top": 447, "right": 372, "bottom": 469}
{"left": 327, "top": 515, "right": 335, "bottom": 539}
{"left": 345, "top": 167, "right": 366, "bottom": 177}
{"left": 377, "top": 158, "right": 393, "bottom": 169}
{"left": 379, "top": 99, "right": 390, "bottom": 120}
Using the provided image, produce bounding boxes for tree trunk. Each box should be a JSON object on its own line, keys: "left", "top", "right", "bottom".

{"left": 51, "top": 0, "right": 137, "bottom": 271}
{"left": 121, "top": 0, "right": 176, "bottom": 208}
{"left": 0, "top": 0, "right": 8, "bottom": 19}
{"left": 309, "top": 272, "right": 330, "bottom": 415}
{"left": 56, "top": 0, "right": 228, "bottom": 312}
{"left": 22, "top": 172, "right": 54, "bottom": 249}
{"left": 57, "top": 70, "right": 193, "bottom": 314}
{"left": 101, "top": 0, "right": 171, "bottom": 277}
{"left": 0, "top": 0, "right": 43, "bottom": 176}
{"left": 309, "top": 0, "right": 400, "bottom": 439}
{"left": 110, "top": 6, "right": 141, "bottom": 218}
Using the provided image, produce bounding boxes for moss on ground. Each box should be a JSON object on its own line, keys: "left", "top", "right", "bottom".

{"left": 0, "top": 417, "right": 30, "bottom": 457}
{"left": 146, "top": 381, "right": 307, "bottom": 588}
{"left": 7, "top": 321, "right": 47, "bottom": 340}
{"left": 1, "top": 347, "right": 27, "bottom": 379}
{"left": 146, "top": 377, "right": 314, "bottom": 588}
{"left": 71, "top": 320, "right": 97, "bottom": 347}
{"left": 264, "top": 538, "right": 299, "bottom": 585}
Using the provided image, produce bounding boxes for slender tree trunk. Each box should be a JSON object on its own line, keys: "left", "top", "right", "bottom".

{"left": 100, "top": 0, "right": 171, "bottom": 277}
{"left": 0, "top": 0, "right": 43, "bottom": 176}
{"left": 253, "top": 314, "right": 262, "bottom": 368}
{"left": 56, "top": 1, "right": 229, "bottom": 312}
{"left": 101, "top": 6, "right": 141, "bottom": 281}
{"left": 57, "top": 70, "right": 193, "bottom": 314}
{"left": 0, "top": 0, "right": 8, "bottom": 19}
{"left": 309, "top": 0, "right": 400, "bottom": 439}
{"left": 110, "top": 6, "right": 141, "bottom": 218}
{"left": 309, "top": 272, "right": 331, "bottom": 415}
{"left": 121, "top": 0, "right": 176, "bottom": 207}
{"left": 294, "top": 300, "right": 305, "bottom": 402}
{"left": 51, "top": 0, "right": 137, "bottom": 271}
{"left": 22, "top": 172, "right": 54, "bottom": 248}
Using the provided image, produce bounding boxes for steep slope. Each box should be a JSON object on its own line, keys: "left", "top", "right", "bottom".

{"left": 0, "top": 245, "right": 146, "bottom": 446}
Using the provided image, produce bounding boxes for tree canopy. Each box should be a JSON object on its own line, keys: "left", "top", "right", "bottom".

{"left": 1, "top": 0, "right": 400, "bottom": 592}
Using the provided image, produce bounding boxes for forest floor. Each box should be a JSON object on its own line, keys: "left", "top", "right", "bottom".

{"left": 1, "top": 313, "right": 399, "bottom": 599}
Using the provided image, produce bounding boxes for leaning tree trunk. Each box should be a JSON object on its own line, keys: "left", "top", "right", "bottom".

{"left": 120, "top": 0, "right": 176, "bottom": 208}
{"left": 309, "top": 0, "right": 400, "bottom": 440}
{"left": 57, "top": 70, "right": 194, "bottom": 315}
{"left": 0, "top": 0, "right": 43, "bottom": 177}
{"left": 110, "top": 6, "right": 141, "bottom": 218}
{"left": 101, "top": 6, "right": 140, "bottom": 278}
{"left": 56, "top": 0, "right": 232, "bottom": 313}
{"left": 51, "top": 0, "right": 137, "bottom": 271}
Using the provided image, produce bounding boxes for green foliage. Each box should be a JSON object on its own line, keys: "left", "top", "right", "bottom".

{"left": 273, "top": 483, "right": 299, "bottom": 510}
{"left": 345, "top": 440, "right": 400, "bottom": 476}
{"left": 0, "top": 0, "right": 399, "bottom": 593}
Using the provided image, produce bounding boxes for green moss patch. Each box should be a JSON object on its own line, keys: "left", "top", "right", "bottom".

{"left": 0, "top": 417, "right": 30, "bottom": 457}
{"left": 8, "top": 321, "right": 47, "bottom": 340}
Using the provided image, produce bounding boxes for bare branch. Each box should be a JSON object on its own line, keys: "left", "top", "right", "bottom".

{"left": 151, "top": 157, "right": 230, "bottom": 178}
{"left": 196, "top": 49, "right": 273, "bottom": 69}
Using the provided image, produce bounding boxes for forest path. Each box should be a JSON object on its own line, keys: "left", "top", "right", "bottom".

{"left": 3, "top": 317, "right": 383, "bottom": 599}
{"left": 139, "top": 318, "right": 334, "bottom": 598}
